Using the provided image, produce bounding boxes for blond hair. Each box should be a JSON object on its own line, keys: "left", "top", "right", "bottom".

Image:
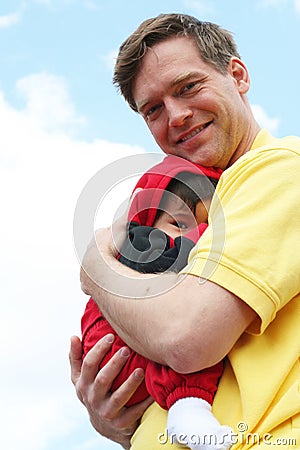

{"left": 113, "top": 13, "right": 241, "bottom": 112}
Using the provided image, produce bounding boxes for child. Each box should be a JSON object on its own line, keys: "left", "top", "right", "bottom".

{"left": 81, "top": 156, "right": 233, "bottom": 450}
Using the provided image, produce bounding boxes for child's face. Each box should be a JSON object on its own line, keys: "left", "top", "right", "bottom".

{"left": 153, "top": 196, "right": 212, "bottom": 239}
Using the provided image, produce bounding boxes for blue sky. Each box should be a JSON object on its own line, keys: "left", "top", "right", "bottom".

{"left": 1, "top": 1, "right": 299, "bottom": 450}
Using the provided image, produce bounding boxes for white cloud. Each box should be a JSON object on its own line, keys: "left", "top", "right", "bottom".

{"left": 31, "top": 0, "right": 66, "bottom": 5}
{"left": 33, "top": 0, "right": 52, "bottom": 4}
{"left": 183, "top": 0, "right": 215, "bottom": 15}
{"left": 83, "top": 0, "right": 99, "bottom": 10}
{"left": 258, "top": 0, "right": 300, "bottom": 13}
{"left": 259, "top": 0, "right": 288, "bottom": 7}
{"left": 71, "top": 435, "right": 120, "bottom": 450}
{"left": 102, "top": 49, "right": 118, "bottom": 71}
{"left": 251, "top": 103, "right": 280, "bottom": 134}
{"left": 0, "top": 77, "right": 148, "bottom": 450}
{"left": 0, "top": 10, "right": 21, "bottom": 28}
{"left": 294, "top": 0, "right": 300, "bottom": 13}
{"left": 16, "top": 72, "right": 86, "bottom": 135}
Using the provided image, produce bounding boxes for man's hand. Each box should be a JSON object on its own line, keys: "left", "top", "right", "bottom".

{"left": 80, "top": 205, "right": 134, "bottom": 298}
{"left": 69, "top": 335, "right": 153, "bottom": 449}
{"left": 80, "top": 224, "right": 155, "bottom": 301}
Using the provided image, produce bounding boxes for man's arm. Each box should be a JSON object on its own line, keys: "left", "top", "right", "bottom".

{"left": 80, "top": 226, "right": 257, "bottom": 374}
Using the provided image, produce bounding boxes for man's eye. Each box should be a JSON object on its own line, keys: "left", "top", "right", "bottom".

{"left": 146, "top": 104, "right": 162, "bottom": 118}
{"left": 182, "top": 82, "right": 196, "bottom": 93}
{"left": 180, "top": 81, "right": 201, "bottom": 96}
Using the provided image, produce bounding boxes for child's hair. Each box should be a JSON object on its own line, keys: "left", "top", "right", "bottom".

{"left": 155, "top": 172, "right": 218, "bottom": 221}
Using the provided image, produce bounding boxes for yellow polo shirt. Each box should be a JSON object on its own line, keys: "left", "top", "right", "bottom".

{"left": 131, "top": 130, "right": 300, "bottom": 449}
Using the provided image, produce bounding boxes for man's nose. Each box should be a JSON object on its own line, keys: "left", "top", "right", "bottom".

{"left": 166, "top": 98, "right": 193, "bottom": 127}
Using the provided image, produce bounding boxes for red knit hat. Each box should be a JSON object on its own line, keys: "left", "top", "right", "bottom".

{"left": 128, "top": 155, "right": 222, "bottom": 228}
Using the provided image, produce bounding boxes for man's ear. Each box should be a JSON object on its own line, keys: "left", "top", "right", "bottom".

{"left": 229, "top": 57, "right": 250, "bottom": 94}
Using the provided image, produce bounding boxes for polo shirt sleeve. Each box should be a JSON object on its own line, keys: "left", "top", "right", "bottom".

{"left": 181, "top": 147, "right": 300, "bottom": 335}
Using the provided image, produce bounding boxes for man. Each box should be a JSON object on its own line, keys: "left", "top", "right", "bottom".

{"left": 70, "top": 13, "right": 300, "bottom": 450}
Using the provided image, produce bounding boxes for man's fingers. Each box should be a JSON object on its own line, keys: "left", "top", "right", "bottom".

{"left": 109, "top": 368, "right": 146, "bottom": 412}
{"left": 93, "top": 346, "right": 132, "bottom": 400}
{"left": 69, "top": 335, "right": 83, "bottom": 385}
{"left": 80, "top": 334, "right": 116, "bottom": 386}
{"left": 110, "top": 187, "right": 143, "bottom": 255}
{"left": 69, "top": 334, "right": 148, "bottom": 445}
{"left": 120, "top": 395, "right": 154, "bottom": 429}
{"left": 110, "top": 209, "right": 129, "bottom": 256}
{"left": 102, "top": 367, "right": 152, "bottom": 424}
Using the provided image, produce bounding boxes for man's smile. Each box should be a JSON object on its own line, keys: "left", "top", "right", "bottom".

{"left": 176, "top": 121, "right": 212, "bottom": 144}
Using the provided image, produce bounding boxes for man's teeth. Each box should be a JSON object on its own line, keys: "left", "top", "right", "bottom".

{"left": 180, "top": 125, "right": 205, "bottom": 142}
